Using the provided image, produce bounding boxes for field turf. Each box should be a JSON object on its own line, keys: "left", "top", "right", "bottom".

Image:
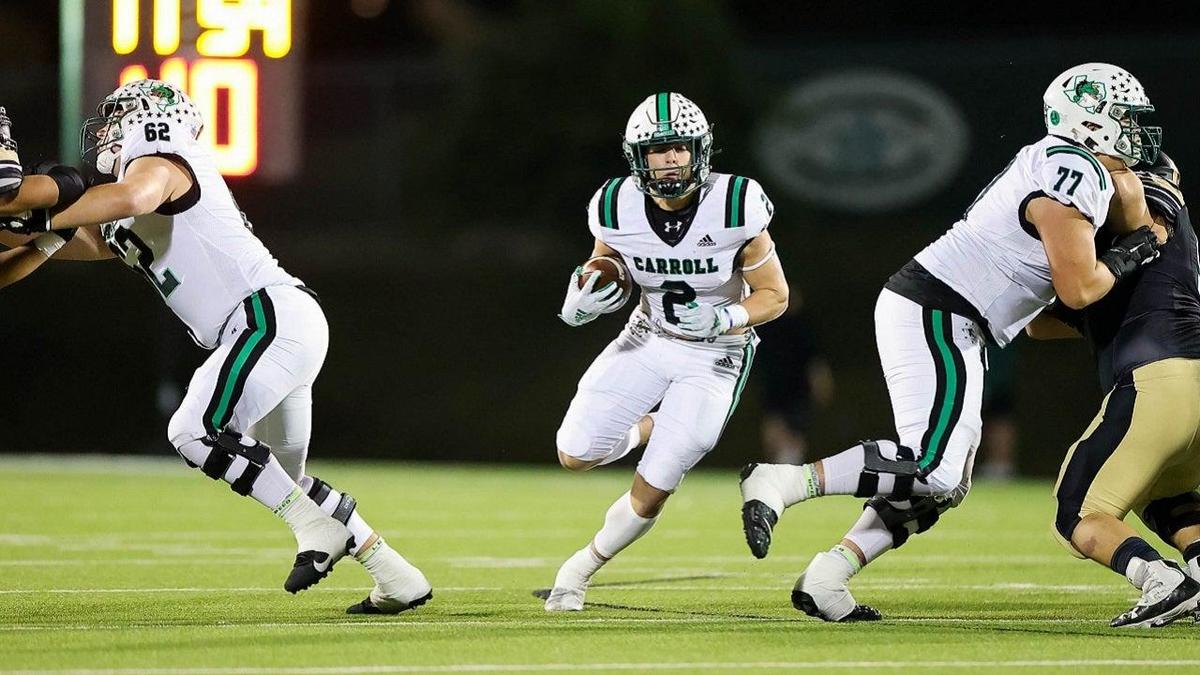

{"left": 2, "top": 455, "right": 1199, "bottom": 673}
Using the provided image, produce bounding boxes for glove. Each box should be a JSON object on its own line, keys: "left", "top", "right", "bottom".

{"left": 0, "top": 208, "right": 51, "bottom": 235}
{"left": 673, "top": 301, "right": 749, "bottom": 339}
{"left": 0, "top": 106, "right": 21, "bottom": 197}
{"left": 1135, "top": 150, "right": 1184, "bottom": 225}
{"left": 1100, "top": 225, "right": 1162, "bottom": 281}
{"left": 559, "top": 266, "right": 624, "bottom": 327}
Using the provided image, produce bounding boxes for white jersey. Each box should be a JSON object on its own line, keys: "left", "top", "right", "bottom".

{"left": 915, "top": 135, "right": 1115, "bottom": 346}
{"left": 587, "top": 173, "right": 772, "bottom": 338}
{"left": 101, "top": 114, "right": 300, "bottom": 349}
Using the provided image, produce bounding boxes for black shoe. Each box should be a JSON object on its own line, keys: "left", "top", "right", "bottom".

{"left": 347, "top": 590, "right": 433, "bottom": 615}
{"left": 284, "top": 536, "right": 354, "bottom": 594}
{"left": 739, "top": 464, "right": 778, "bottom": 560}
{"left": 1111, "top": 561, "right": 1200, "bottom": 628}
{"left": 792, "top": 589, "right": 882, "bottom": 623}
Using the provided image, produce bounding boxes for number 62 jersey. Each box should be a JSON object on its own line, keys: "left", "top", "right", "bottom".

{"left": 587, "top": 173, "right": 773, "bottom": 337}
{"left": 100, "top": 112, "right": 301, "bottom": 349}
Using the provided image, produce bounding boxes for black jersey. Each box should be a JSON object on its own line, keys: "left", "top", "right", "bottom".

{"left": 1062, "top": 207, "right": 1200, "bottom": 391}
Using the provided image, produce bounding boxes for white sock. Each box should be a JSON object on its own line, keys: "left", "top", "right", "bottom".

{"left": 1126, "top": 557, "right": 1152, "bottom": 590}
{"left": 598, "top": 422, "right": 643, "bottom": 467}
{"left": 177, "top": 438, "right": 299, "bottom": 511}
{"left": 777, "top": 464, "right": 821, "bottom": 506}
{"left": 274, "top": 487, "right": 327, "bottom": 534}
{"left": 556, "top": 545, "right": 608, "bottom": 589}
{"left": 592, "top": 491, "right": 658, "bottom": 560}
{"left": 820, "top": 440, "right": 907, "bottom": 496}
{"left": 842, "top": 507, "right": 895, "bottom": 566}
{"left": 299, "top": 476, "right": 376, "bottom": 557}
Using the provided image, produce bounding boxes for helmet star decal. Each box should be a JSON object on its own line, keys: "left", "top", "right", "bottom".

{"left": 1065, "top": 76, "right": 1107, "bottom": 113}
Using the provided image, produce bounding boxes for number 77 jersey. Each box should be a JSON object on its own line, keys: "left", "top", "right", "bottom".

{"left": 100, "top": 111, "right": 300, "bottom": 349}
{"left": 914, "top": 134, "right": 1116, "bottom": 346}
{"left": 588, "top": 173, "right": 773, "bottom": 337}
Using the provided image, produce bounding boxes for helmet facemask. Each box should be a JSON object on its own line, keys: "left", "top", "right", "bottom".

{"left": 1109, "top": 103, "right": 1162, "bottom": 165}
{"left": 80, "top": 97, "right": 138, "bottom": 176}
{"left": 622, "top": 131, "right": 714, "bottom": 199}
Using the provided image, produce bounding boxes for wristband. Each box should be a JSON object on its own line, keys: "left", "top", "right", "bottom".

{"left": 725, "top": 303, "right": 751, "bottom": 329}
{"left": 31, "top": 231, "right": 66, "bottom": 258}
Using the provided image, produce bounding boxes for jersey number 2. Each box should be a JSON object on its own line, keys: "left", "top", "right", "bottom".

{"left": 661, "top": 281, "right": 696, "bottom": 325}
{"left": 108, "top": 228, "right": 181, "bottom": 299}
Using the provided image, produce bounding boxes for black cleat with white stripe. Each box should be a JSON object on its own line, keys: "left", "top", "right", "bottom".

{"left": 347, "top": 590, "right": 433, "bottom": 615}
{"left": 1111, "top": 560, "right": 1200, "bottom": 628}
{"left": 792, "top": 589, "right": 882, "bottom": 623}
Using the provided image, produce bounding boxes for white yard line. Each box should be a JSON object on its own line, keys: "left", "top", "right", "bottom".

{"left": 0, "top": 616, "right": 1133, "bottom": 633}
{"left": 7, "top": 660, "right": 1200, "bottom": 674}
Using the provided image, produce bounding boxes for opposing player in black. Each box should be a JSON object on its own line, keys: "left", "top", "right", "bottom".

{"left": 1028, "top": 152, "right": 1200, "bottom": 627}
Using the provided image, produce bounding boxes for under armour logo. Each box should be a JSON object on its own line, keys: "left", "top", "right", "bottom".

{"left": 664, "top": 221, "right": 683, "bottom": 233}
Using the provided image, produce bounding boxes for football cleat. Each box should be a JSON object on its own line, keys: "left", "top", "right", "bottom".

{"left": 740, "top": 463, "right": 783, "bottom": 559}
{"left": 284, "top": 518, "right": 354, "bottom": 594}
{"left": 347, "top": 589, "right": 432, "bottom": 615}
{"left": 346, "top": 544, "right": 433, "bottom": 615}
{"left": 1111, "top": 560, "right": 1200, "bottom": 628}
{"left": 792, "top": 551, "right": 881, "bottom": 623}
{"left": 543, "top": 586, "right": 586, "bottom": 612}
{"left": 544, "top": 547, "right": 599, "bottom": 611}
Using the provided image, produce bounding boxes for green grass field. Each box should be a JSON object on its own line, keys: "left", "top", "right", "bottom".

{"left": 2, "top": 456, "right": 1199, "bottom": 674}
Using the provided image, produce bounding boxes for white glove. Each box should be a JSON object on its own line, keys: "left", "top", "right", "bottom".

{"left": 0, "top": 106, "right": 22, "bottom": 197}
{"left": 559, "top": 267, "right": 625, "bottom": 327}
{"left": 674, "top": 301, "right": 749, "bottom": 339}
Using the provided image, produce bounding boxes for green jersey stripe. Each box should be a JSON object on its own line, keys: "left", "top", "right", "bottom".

{"left": 726, "top": 175, "right": 748, "bottom": 228}
{"left": 1046, "top": 146, "right": 1108, "bottom": 190}
{"left": 601, "top": 177, "right": 625, "bottom": 230}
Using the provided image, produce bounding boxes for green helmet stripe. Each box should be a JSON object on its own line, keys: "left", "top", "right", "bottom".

{"left": 656, "top": 92, "right": 670, "bottom": 124}
{"left": 1046, "top": 145, "right": 1108, "bottom": 190}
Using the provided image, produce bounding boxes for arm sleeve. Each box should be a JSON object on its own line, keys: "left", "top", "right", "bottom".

{"left": 1036, "top": 152, "right": 1114, "bottom": 226}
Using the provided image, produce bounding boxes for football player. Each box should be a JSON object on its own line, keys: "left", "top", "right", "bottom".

{"left": 1027, "top": 152, "right": 1200, "bottom": 627}
{"left": 739, "top": 63, "right": 1165, "bottom": 621}
{"left": 0, "top": 81, "right": 431, "bottom": 614}
{"left": 544, "top": 92, "right": 789, "bottom": 611}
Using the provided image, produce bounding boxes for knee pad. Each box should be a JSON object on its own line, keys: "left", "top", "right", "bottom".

{"left": 864, "top": 495, "right": 949, "bottom": 549}
{"left": 855, "top": 440, "right": 921, "bottom": 499}
{"left": 195, "top": 431, "right": 272, "bottom": 496}
{"left": 555, "top": 423, "right": 613, "bottom": 463}
{"left": 305, "top": 476, "right": 357, "bottom": 525}
{"left": 1141, "top": 492, "right": 1200, "bottom": 543}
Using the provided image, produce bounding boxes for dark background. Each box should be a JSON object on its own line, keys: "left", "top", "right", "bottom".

{"left": 2, "top": 1, "right": 1198, "bottom": 476}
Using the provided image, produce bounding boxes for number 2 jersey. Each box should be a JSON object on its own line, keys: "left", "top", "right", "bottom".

{"left": 101, "top": 115, "right": 301, "bottom": 349}
{"left": 587, "top": 173, "right": 773, "bottom": 337}
{"left": 896, "top": 135, "right": 1115, "bottom": 346}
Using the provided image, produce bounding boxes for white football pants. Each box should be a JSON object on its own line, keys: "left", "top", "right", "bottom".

{"left": 557, "top": 311, "right": 758, "bottom": 491}
{"left": 168, "top": 285, "right": 329, "bottom": 480}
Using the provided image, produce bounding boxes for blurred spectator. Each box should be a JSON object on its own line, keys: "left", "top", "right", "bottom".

{"left": 753, "top": 297, "right": 834, "bottom": 464}
{"left": 978, "top": 343, "right": 1018, "bottom": 480}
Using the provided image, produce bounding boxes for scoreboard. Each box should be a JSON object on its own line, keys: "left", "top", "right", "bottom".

{"left": 63, "top": 0, "right": 306, "bottom": 181}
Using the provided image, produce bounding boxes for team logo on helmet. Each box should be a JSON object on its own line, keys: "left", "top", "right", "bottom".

{"left": 145, "top": 83, "right": 179, "bottom": 111}
{"left": 1065, "top": 76, "right": 1107, "bottom": 113}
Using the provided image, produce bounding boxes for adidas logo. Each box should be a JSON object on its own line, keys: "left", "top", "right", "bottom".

{"left": 697, "top": 234, "right": 717, "bottom": 247}
{"left": 714, "top": 355, "right": 736, "bottom": 369}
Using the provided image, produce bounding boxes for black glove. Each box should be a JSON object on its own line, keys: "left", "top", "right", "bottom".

{"left": 1100, "top": 225, "right": 1162, "bottom": 280}
{"left": 1135, "top": 150, "right": 1184, "bottom": 225}
{"left": 0, "top": 208, "right": 52, "bottom": 235}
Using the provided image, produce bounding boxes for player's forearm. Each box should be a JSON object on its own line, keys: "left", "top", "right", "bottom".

{"left": 1052, "top": 262, "right": 1116, "bottom": 310}
{"left": 0, "top": 244, "right": 52, "bottom": 289}
{"left": 741, "top": 285, "right": 789, "bottom": 326}
{"left": 51, "top": 182, "right": 159, "bottom": 229}
{"left": 0, "top": 175, "right": 59, "bottom": 215}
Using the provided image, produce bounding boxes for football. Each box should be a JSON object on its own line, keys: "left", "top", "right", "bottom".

{"left": 579, "top": 255, "right": 633, "bottom": 306}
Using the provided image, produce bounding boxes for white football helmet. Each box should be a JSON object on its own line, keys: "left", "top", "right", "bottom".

{"left": 622, "top": 92, "right": 714, "bottom": 199}
{"left": 1042, "top": 63, "right": 1161, "bottom": 167}
{"left": 81, "top": 79, "right": 204, "bottom": 176}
